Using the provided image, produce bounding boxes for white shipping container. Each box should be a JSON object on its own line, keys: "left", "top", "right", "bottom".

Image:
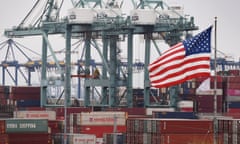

{"left": 196, "top": 89, "right": 223, "bottom": 95}
{"left": 70, "top": 134, "right": 96, "bottom": 144}
{"left": 77, "top": 111, "right": 127, "bottom": 126}
{"left": 130, "top": 9, "right": 157, "bottom": 25}
{"left": 146, "top": 107, "right": 175, "bottom": 115}
{"left": 226, "top": 95, "right": 240, "bottom": 102}
{"left": 178, "top": 100, "right": 193, "bottom": 108}
{"left": 14, "top": 110, "right": 56, "bottom": 120}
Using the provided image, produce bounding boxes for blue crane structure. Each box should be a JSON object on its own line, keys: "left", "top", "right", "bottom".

{"left": 4, "top": 0, "right": 235, "bottom": 108}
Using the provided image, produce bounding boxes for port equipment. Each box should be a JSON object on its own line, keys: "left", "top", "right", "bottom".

{"left": 0, "top": 39, "right": 41, "bottom": 86}
{"left": 4, "top": 0, "right": 198, "bottom": 107}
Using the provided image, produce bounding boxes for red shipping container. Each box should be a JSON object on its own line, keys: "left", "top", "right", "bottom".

{"left": 160, "top": 134, "right": 213, "bottom": 144}
{"left": 227, "top": 82, "right": 240, "bottom": 89}
{"left": 226, "top": 76, "right": 240, "bottom": 83}
{"left": 79, "top": 125, "right": 126, "bottom": 138}
{"left": 55, "top": 107, "right": 92, "bottom": 117}
{"left": 228, "top": 69, "right": 240, "bottom": 76}
{"left": 9, "top": 93, "right": 40, "bottom": 100}
{"left": 48, "top": 120, "right": 63, "bottom": 134}
{"left": 0, "top": 120, "right": 5, "bottom": 134}
{"left": 0, "top": 134, "right": 8, "bottom": 144}
{"left": 104, "top": 107, "right": 146, "bottom": 115}
{"left": 7, "top": 133, "right": 51, "bottom": 144}
{"left": 10, "top": 86, "right": 40, "bottom": 94}
{"left": 226, "top": 89, "right": 240, "bottom": 96}
{"left": 159, "top": 119, "right": 214, "bottom": 134}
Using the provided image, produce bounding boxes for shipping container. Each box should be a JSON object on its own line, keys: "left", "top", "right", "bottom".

{"left": 77, "top": 111, "right": 127, "bottom": 126}
{"left": 104, "top": 107, "right": 146, "bottom": 115}
{"left": 9, "top": 86, "right": 40, "bottom": 94}
{"left": 14, "top": 110, "right": 56, "bottom": 120}
{"left": 152, "top": 111, "right": 198, "bottom": 119}
{"left": 80, "top": 125, "right": 126, "bottom": 138}
{"left": 0, "top": 120, "right": 5, "bottom": 134}
{"left": 5, "top": 119, "right": 48, "bottom": 133}
{"left": 16, "top": 99, "right": 40, "bottom": 107}
{"left": 160, "top": 134, "right": 213, "bottom": 144}
{"left": 0, "top": 134, "right": 8, "bottom": 144}
{"left": 146, "top": 107, "right": 175, "bottom": 115}
{"left": 48, "top": 120, "right": 64, "bottom": 134}
{"left": 103, "top": 133, "right": 126, "bottom": 144}
{"left": 126, "top": 118, "right": 213, "bottom": 134}
{"left": 216, "top": 118, "right": 240, "bottom": 144}
{"left": 7, "top": 133, "right": 51, "bottom": 144}
{"left": 177, "top": 100, "right": 194, "bottom": 112}
{"left": 53, "top": 133, "right": 96, "bottom": 144}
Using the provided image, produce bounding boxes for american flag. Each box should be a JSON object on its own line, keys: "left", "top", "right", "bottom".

{"left": 148, "top": 26, "right": 212, "bottom": 88}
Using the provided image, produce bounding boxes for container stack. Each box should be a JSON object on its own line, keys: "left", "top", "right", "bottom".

{"left": 224, "top": 76, "right": 240, "bottom": 118}
{"left": 69, "top": 111, "right": 127, "bottom": 143}
{"left": 0, "top": 85, "right": 14, "bottom": 118}
{"left": 195, "top": 76, "right": 224, "bottom": 113}
{"left": 217, "top": 118, "right": 240, "bottom": 144}
{"left": 126, "top": 118, "right": 214, "bottom": 144}
{"left": 9, "top": 86, "right": 41, "bottom": 108}
{"left": 103, "top": 133, "right": 125, "bottom": 144}
{"left": 3, "top": 119, "right": 51, "bottom": 144}
{"left": 13, "top": 110, "right": 64, "bottom": 134}
{"left": 52, "top": 133, "right": 96, "bottom": 144}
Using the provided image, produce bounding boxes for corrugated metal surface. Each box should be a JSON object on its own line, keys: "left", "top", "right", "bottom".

{"left": 160, "top": 134, "right": 213, "bottom": 144}
{"left": 177, "top": 100, "right": 194, "bottom": 112}
{"left": 126, "top": 118, "right": 214, "bottom": 144}
{"left": 104, "top": 107, "right": 146, "bottom": 115}
{"left": 146, "top": 108, "right": 175, "bottom": 115}
{"left": 103, "top": 133, "right": 126, "bottom": 144}
{"left": 0, "top": 120, "right": 5, "bottom": 134}
{"left": 196, "top": 95, "right": 223, "bottom": 113}
{"left": 7, "top": 133, "right": 51, "bottom": 144}
{"left": 0, "top": 134, "right": 8, "bottom": 144}
{"left": 69, "top": 134, "right": 96, "bottom": 144}
{"left": 152, "top": 111, "right": 198, "bottom": 119}
{"left": 80, "top": 125, "right": 126, "bottom": 138}
{"left": 216, "top": 118, "right": 240, "bottom": 144}
{"left": 14, "top": 110, "right": 56, "bottom": 120}
{"left": 77, "top": 111, "right": 127, "bottom": 126}
{"left": 5, "top": 119, "right": 48, "bottom": 133}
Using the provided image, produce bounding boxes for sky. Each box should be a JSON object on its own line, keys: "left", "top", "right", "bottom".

{"left": 0, "top": 0, "right": 240, "bottom": 86}
{"left": 0, "top": 0, "right": 240, "bottom": 59}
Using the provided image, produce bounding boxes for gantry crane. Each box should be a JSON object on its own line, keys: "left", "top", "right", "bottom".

{"left": 4, "top": 0, "right": 198, "bottom": 108}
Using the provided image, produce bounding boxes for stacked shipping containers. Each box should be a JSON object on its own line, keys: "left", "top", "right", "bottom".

{"left": 126, "top": 118, "right": 214, "bottom": 144}
{"left": 225, "top": 76, "right": 240, "bottom": 118}
{"left": 0, "top": 86, "right": 13, "bottom": 118}
{"left": 0, "top": 119, "right": 51, "bottom": 144}
{"left": 69, "top": 111, "right": 127, "bottom": 143}
{"left": 195, "top": 76, "right": 224, "bottom": 113}
{"left": 217, "top": 118, "right": 240, "bottom": 144}
{"left": 10, "top": 86, "right": 41, "bottom": 107}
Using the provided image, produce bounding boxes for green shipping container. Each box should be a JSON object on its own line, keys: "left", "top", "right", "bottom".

{"left": 5, "top": 119, "right": 48, "bottom": 133}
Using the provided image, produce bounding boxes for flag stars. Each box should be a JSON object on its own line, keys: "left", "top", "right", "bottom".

{"left": 183, "top": 27, "right": 212, "bottom": 56}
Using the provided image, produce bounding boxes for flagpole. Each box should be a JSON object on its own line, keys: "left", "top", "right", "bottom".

{"left": 213, "top": 16, "right": 218, "bottom": 144}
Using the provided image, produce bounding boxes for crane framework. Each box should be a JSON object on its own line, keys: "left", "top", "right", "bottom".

{"left": 3, "top": 0, "right": 209, "bottom": 108}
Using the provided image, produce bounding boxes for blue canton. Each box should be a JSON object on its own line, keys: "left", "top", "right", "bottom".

{"left": 183, "top": 26, "right": 212, "bottom": 56}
